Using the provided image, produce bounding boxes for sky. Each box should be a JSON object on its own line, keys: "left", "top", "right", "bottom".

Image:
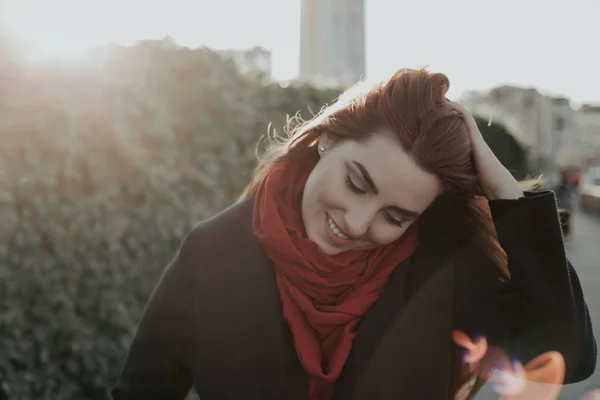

{"left": 1, "top": 0, "right": 599, "bottom": 104}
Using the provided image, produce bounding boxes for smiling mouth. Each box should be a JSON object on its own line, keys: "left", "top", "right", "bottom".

{"left": 326, "top": 214, "right": 352, "bottom": 240}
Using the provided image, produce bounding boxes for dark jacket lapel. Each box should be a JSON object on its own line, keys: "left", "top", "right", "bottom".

{"left": 348, "top": 258, "right": 458, "bottom": 399}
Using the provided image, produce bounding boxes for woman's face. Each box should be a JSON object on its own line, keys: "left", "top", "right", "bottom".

{"left": 302, "top": 130, "right": 442, "bottom": 256}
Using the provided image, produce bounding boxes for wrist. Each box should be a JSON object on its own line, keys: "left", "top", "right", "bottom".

{"left": 486, "top": 168, "right": 524, "bottom": 200}
{"left": 488, "top": 182, "right": 524, "bottom": 200}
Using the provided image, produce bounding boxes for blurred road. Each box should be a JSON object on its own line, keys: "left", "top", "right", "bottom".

{"left": 560, "top": 208, "right": 600, "bottom": 399}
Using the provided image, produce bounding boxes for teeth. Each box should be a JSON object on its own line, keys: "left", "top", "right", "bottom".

{"left": 327, "top": 215, "right": 351, "bottom": 240}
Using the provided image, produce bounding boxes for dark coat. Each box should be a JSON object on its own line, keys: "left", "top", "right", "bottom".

{"left": 111, "top": 191, "right": 596, "bottom": 399}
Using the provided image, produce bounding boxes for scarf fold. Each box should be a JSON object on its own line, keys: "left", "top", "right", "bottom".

{"left": 253, "top": 154, "right": 420, "bottom": 400}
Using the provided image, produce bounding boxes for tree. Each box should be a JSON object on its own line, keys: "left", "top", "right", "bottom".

{"left": 475, "top": 117, "right": 528, "bottom": 180}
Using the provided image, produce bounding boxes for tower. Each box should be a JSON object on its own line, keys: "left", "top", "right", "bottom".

{"left": 299, "top": 0, "right": 365, "bottom": 86}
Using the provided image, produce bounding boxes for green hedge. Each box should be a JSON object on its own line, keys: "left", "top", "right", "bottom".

{"left": 0, "top": 38, "right": 341, "bottom": 400}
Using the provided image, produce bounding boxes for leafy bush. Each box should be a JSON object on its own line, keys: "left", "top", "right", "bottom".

{"left": 0, "top": 38, "right": 341, "bottom": 400}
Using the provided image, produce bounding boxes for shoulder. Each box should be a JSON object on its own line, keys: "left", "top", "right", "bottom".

{"left": 179, "top": 197, "right": 256, "bottom": 263}
{"left": 175, "top": 197, "right": 266, "bottom": 290}
{"left": 176, "top": 197, "right": 274, "bottom": 295}
{"left": 177, "top": 198, "right": 283, "bottom": 339}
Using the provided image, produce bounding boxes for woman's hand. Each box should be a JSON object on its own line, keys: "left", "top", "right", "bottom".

{"left": 449, "top": 101, "right": 524, "bottom": 200}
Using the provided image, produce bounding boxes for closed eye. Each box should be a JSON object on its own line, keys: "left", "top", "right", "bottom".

{"left": 384, "top": 211, "right": 405, "bottom": 228}
{"left": 345, "top": 173, "right": 366, "bottom": 194}
{"left": 347, "top": 173, "right": 406, "bottom": 227}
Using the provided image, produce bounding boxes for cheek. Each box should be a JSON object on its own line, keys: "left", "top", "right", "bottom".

{"left": 312, "top": 167, "right": 348, "bottom": 205}
{"left": 302, "top": 163, "right": 345, "bottom": 223}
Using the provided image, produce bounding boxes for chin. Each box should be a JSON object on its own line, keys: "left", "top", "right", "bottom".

{"left": 318, "top": 230, "right": 365, "bottom": 255}
{"left": 321, "top": 244, "right": 344, "bottom": 256}
{"left": 307, "top": 230, "right": 342, "bottom": 256}
{"left": 313, "top": 235, "right": 341, "bottom": 256}
{"left": 321, "top": 242, "right": 373, "bottom": 256}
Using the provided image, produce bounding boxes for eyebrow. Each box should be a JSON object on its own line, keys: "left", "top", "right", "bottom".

{"left": 351, "top": 160, "right": 421, "bottom": 219}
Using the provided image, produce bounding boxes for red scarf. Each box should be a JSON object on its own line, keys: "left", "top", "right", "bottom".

{"left": 253, "top": 154, "right": 420, "bottom": 400}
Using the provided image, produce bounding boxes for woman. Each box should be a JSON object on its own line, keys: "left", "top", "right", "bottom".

{"left": 112, "top": 68, "right": 596, "bottom": 400}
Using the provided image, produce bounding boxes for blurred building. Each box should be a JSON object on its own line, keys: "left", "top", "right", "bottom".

{"left": 577, "top": 104, "right": 600, "bottom": 166}
{"left": 219, "top": 46, "right": 272, "bottom": 80}
{"left": 551, "top": 96, "right": 580, "bottom": 168}
{"left": 299, "top": 0, "right": 365, "bottom": 87}
{"left": 461, "top": 86, "right": 585, "bottom": 183}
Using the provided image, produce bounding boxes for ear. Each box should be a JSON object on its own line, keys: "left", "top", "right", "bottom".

{"left": 318, "top": 132, "right": 329, "bottom": 158}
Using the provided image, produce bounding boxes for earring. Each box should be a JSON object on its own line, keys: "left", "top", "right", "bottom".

{"left": 319, "top": 144, "right": 326, "bottom": 152}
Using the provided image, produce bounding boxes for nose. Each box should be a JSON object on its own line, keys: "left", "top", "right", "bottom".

{"left": 344, "top": 206, "right": 375, "bottom": 238}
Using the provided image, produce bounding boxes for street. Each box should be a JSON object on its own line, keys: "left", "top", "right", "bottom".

{"left": 560, "top": 208, "right": 600, "bottom": 399}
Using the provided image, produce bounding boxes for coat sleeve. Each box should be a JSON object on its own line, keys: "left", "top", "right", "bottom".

{"left": 487, "top": 190, "right": 596, "bottom": 383}
{"left": 111, "top": 235, "right": 197, "bottom": 399}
